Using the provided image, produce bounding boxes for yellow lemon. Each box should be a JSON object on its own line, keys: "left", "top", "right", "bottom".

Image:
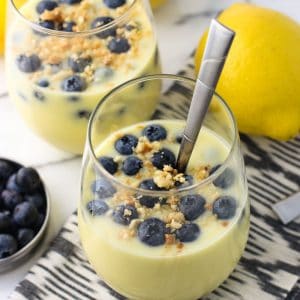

{"left": 0, "top": 0, "right": 27, "bottom": 56}
{"left": 150, "top": 0, "right": 167, "bottom": 9}
{"left": 195, "top": 3, "right": 300, "bottom": 140}
{"left": 0, "top": 0, "right": 6, "bottom": 55}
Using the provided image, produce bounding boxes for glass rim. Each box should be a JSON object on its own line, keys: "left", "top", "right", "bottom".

{"left": 87, "top": 74, "right": 239, "bottom": 196}
{"left": 9, "top": 0, "right": 138, "bottom": 37}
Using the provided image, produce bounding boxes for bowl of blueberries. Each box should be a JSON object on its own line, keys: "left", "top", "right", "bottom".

{"left": 0, "top": 158, "right": 50, "bottom": 271}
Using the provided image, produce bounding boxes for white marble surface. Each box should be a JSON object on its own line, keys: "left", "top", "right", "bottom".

{"left": 0, "top": 0, "right": 299, "bottom": 298}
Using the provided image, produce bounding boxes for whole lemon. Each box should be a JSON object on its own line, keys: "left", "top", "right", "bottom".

{"left": 195, "top": 3, "right": 300, "bottom": 140}
{"left": 0, "top": 0, "right": 5, "bottom": 55}
{"left": 0, "top": 0, "right": 27, "bottom": 56}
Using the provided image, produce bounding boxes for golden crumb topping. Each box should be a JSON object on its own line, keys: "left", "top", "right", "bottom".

{"left": 153, "top": 165, "right": 185, "bottom": 189}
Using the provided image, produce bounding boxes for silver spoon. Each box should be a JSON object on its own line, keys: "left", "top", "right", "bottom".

{"left": 176, "top": 19, "right": 235, "bottom": 173}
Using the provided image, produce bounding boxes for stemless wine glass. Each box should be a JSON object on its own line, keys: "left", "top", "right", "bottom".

{"left": 5, "top": 0, "right": 160, "bottom": 154}
{"left": 79, "top": 75, "right": 250, "bottom": 300}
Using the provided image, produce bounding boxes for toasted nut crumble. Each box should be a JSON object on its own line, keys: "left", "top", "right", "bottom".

{"left": 169, "top": 219, "right": 182, "bottom": 230}
{"left": 135, "top": 137, "right": 160, "bottom": 155}
{"left": 165, "top": 234, "right": 176, "bottom": 245}
{"left": 194, "top": 165, "right": 210, "bottom": 181}
{"left": 129, "top": 219, "right": 142, "bottom": 230}
{"left": 123, "top": 208, "right": 132, "bottom": 217}
{"left": 165, "top": 212, "right": 185, "bottom": 224}
{"left": 153, "top": 165, "right": 186, "bottom": 189}
{"left": 119, "top": 229, "right": 136, "bottom": 240}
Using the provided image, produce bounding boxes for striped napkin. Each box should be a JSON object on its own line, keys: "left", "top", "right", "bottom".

{"left": 10, "top": 61, "right": 300, "bottom": 300}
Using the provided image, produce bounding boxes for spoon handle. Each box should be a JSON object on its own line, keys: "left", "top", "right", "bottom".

{"left": 176, "top": 19, "right": 235, "bottom": 172}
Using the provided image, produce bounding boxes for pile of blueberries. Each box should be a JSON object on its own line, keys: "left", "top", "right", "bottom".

{"left": 0, "top": 159, "right": 47, "bottom": 259}
{"left": 16, "top": 0, "right": 132, "bottom": 93}
{"left": 87, "top": 124, "right": 237, "bottom": 247}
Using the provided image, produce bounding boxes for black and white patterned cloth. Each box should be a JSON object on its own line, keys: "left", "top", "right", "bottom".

{"left": 10, "top": 61, "right": 300, "bottom": 300}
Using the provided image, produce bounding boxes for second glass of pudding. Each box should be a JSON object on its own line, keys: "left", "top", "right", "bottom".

{"left": 6, "top": 0, "right": 160, "bottom": 153}
{"left": 79, "top": 75, "right": 250, "bottom": 300}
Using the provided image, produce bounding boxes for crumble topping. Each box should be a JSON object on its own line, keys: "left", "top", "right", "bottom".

{"left": 165, "top": 234, "right": 176, "bottom": 245}
{"left": 153, "top": 165, "right": 185, "bottom": 189}
{"left": 193, "top": 165, "right": 210, "bottom": 181}
{"left": 135, "top": 136, "right": 160, "bottom": 155}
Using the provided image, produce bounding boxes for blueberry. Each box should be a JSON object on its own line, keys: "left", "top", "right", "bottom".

{"left": 0, "top": 190, "right": 5, "bottom": 206}
{"left": 1, "top": 190, "right": 23, "bottom": 211}
{"left": 86, "top": 200, "right": 109, "bottom": 216}
{"left": 0, "top": 211, "right": 12, "bottom": 233}
{"left": 16, "top": 167, "right": 41, "bottom": 193}
{"left": 115, "top": 134, "right": 138, "bottom": 155}
{"left": 68, "top": 95, "right": 80, "bottom": 102}
{"left": 108, "top": 38, "right": 130, "bottom": 54}
{"left": 104, "top": 0, "right": 126, "bottom": 9}
{"left": 151, "top": 148, "right": 176, "bottom": 170}
{"left": 37, "top": 79, "right": 49, "bottom": 87}
{"left": 139, "top": 179, "right": 162, "bottom": 191}
{"left": 174, "top": 174, "right": 194, "bottom": 188}
{"left": 142, "top": 124, "right": 167, "bottom": 142}
{"left": 17, "top": 228, "right": 35, "bottom": 248}
{"left": 117, "top": 107, "right": 125, "bottom": 116}
{"left": 137, "top": 196, "right": 158, "bottom": 209}
{"left": 13, "top": 202, "right": 39, "bottom": 228}
{"left": 61, "top": 75, "right": 87, "bottom": 92}
{"left": 0, "top": 234, "right": 18, "bottom": 259}
{"left": 179, "top": 194, "right": 206, "bottom": 221}
{"left": 210, "top": 165, "right": 235, "bottom": 189}
{"left": 91, "top": 17, "right": 116, "bottom": 39}
{"left": 61, "top": 21, "right": 76, "bottom": 32}
{"left": 98, "top": 156, "right": 118, "bottom": 175}
{"left": 176, "top": 223, "right": 200, "bottom": 243}
{"left": 91, "top": 178, "right": 116, "bottom": 199}
{"left": 25, "top": 193, "right": 46, "bottom": 212}
{"left": 137, "top": 179, "right": 164, "bottom": 208}
{"left": 6, "top": 174, "right": 23, "bottom": 193}
{"left": 112, "top": 205, "right": 138, "bottom": 225}
{"left": 122, "top": 156, "right": 143, "bottom": 176}
{"left": 138, "top": 218, "right": 166, "bottom": 246}
{"left": 34, "top": 90, "right": 45, "bottom": 101}
{"left": 68, "top": 56, "right": 92, "bottom": 73}
{"left": 38, "top": 20, "right": 55, "bottom": 30}
{"left": 138, "top": 81, "right": 146, "bottom": 90}
{"left": 176, "top": 133, "right": 183, "bottom": 144}
{"left": 59, "top": 0, "right": 82, "bottom": 4}
{"left": 213, "top": 196, "right": 237, "bottom": 220}
{"left": 0, "top": 160, "right": 15, "bottom": 182}
{"left": 34, "top": 213, "right": 45, "bottom": 232}
{"left": 36, "top": 1, "right": 58, "bottom": 14}
{"left": 76, "top": 110, "right": 91, "bottom": 119}
{"left": 16, "top": 54, "right": 41, "bottom": 73}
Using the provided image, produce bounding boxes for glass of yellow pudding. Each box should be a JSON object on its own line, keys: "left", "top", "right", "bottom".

{"left": 5, "top": 0, "right": 160, "bottom": 154}
{"left": 79, "top": 75, "right": 250, "bottom": 299}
